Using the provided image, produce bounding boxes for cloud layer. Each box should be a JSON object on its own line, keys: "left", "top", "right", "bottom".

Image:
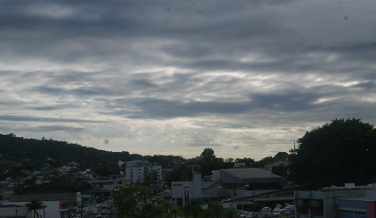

{"left": 1, "top": 0, "right": 376, "bottom": 159}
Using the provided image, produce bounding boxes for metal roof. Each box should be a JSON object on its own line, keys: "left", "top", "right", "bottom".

{"left": 221, "top": 168, "right": 282, "bottom": 179}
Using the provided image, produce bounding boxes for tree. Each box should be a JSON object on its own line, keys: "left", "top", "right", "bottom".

{"left": 273, "top": 152, "right": 289, "bottom": 161}
{"left": 183, "top": 198, "right": 204, "bottom": 218}
{"left": 26, "top": 198, "right": 43, "bottom": 218}
{"left": 136, "top": 187, "right": 153, "bottom": 205}
{"left": 114, "top": 186, "right": 138, "bottom": 218}
{"left": 200, "top": 148, "right": 215, "bottom": 162}
{"left": 234, "top": 158, "right": 255, "bottom": 167}
{"left": 289, "top": 118, "right": 376, "bottom": 187}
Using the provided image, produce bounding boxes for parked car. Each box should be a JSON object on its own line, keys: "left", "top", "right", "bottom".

{"left": 261, "top": 207, "right": 272, "bottom": 218}
{"left": 96, "top": 215, "right": 102, "bottom": 218}
{"left": 221, "top": 198, "right": 232, "bottom": 202}
{"left": 245, "top": 212, "right": 256, "bottom": 218}
{"left": 239, "top": 212, "right": 248, "bottom": 218}
{"left": 92, "top": 210, "right": 98, "bottom": 214}
{"left": 273, "top": 208, "right": 281, "bottom": 217}
{"left": 200, "top": 204, "right": 209, "bottom": 210}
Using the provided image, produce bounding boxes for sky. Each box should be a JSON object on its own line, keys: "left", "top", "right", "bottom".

{"left": 1, "top": 0, "right": 376, "bottom": 160}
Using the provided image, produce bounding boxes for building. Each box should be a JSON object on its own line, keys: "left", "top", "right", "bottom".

{"left": 220, "top": 168, "right": 285, "bottom": 189}
{"left": 2, "top": 192, "right": 88, "bottom": 218}
{"left": 295, "top": 183, "right": 376, "bottom": 218}
{"left": 0, "top": 204, "right": 29, "bottom": 218}
{"left": 171, "top": 165, "right": 284, "bottom": 206}
{"left": 125, "top": 160, "right": 162, "bottom": 184}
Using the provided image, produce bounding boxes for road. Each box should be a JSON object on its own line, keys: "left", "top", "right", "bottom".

{"left": 85, "top": 200, "right": 118, "bottom": 218}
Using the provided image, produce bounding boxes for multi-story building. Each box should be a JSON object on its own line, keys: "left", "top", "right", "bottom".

{"left": 125, "top": 160, "right": 162, "bottom": 184}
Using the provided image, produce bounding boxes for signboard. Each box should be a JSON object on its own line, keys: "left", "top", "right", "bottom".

{"left": 296, "top": 198, "right": 324, "bottom": 208}
{"left": 59, "top": 200, "right": 71, "bottom": 210}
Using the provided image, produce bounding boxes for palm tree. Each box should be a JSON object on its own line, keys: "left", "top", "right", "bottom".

{"left": 169, "top": 205, "right": 184, "bottom": 218}
{"left": 26, "top": 198, "right": 43, "bottom": 218}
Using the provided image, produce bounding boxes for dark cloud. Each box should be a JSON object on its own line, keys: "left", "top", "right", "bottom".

{"left": 0, "top": 115, "right": 105, "bottom": 123}
{"left": 109, "top": 98, "right": 251, "bottom": 119}
{"left": 0, "top": 0, "right": 375, "bottom": 158}
{"left": 0, "top": 125, "right": 83, "bottom": 133}
{"left": 30, "top": 104, "right": 79, "bottom": 111}
{"left": 19, "top": 125, "right": 84, "bottom": 132}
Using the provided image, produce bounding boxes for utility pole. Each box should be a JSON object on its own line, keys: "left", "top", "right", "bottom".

{"left": 15, "top": 209, "right": 18, "bottom": 218}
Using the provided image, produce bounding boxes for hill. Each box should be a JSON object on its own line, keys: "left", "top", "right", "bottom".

{"left": 0, "top": 133, "right": 183, "bottom": 179}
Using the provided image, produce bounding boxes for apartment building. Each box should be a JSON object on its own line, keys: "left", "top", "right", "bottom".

{"left": 125, "top": 160, "right": 162, "bottom": 184}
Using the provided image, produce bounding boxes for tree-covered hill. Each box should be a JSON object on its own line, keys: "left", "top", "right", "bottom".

{"left": 0, "top": 133, "right": 184, "bottom": 173}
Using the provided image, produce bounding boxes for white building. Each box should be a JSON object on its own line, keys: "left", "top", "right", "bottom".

{"left": 3, "top": 192, "right": 85, "bottom": 218}
{"left": 125, "top": 160, "right": 162, "bottom": 184}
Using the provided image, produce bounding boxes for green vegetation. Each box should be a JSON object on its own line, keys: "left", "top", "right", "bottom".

{"left": 289, "top": 118, "right": 376, "bottom": 187}
{"left": 15, "top": 176, "right": 92, "bottom": 194}
{"left": 26, "top": 198, "right": 43, "bottom": 218}
{"left": 0, "top": 133, "right": 183, "bottom": 180}
{"left": 114, "top": 187, "right": 235, "bottom": 218}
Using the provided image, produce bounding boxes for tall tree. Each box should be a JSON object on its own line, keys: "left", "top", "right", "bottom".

{"left": 200, "top": 148, "right": 215, "bottom": 162}
{"left": 289, "top": 118, "right": 376, "bottom": 187}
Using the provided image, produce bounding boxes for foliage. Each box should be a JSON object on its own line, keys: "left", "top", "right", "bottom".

{"left": 164, "top": 167, "right": 192, "bottom": 187}
{"left": 0, "top": 133, "right": 186, "bottom": 178}
{"left": 289, "top": 118, "right": 376, "bottom": 187}
{"left": 26, "top": 198, "right": 43, "bottom": 218}
{"left": 15, "top": 176, "right": 92, "bottom": 194}
{"left": 183, "top": 198, "right": 204, "bottom": 218}
{"left": 274, "top": 152, "right": 289, "bottom": 161}
{"left": 234, "top": 158, "right": 255, "bottom": 167}
{"left": 114, "top": 186, "right": 139, "bottom": 218}
{"left": 200, "top": 148, "right": 216, "bottom": 162}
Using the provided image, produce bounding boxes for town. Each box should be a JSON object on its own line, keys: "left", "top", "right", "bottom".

{"left": 1, "top": 118, "right": 376, "bottom": 218}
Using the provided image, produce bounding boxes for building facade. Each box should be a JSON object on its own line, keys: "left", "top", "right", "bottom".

{"left": 295, "top": 184, "right": 376, "bottom": 218}
{"left": 125, "top": 160, "right": 162, "bottom": 184}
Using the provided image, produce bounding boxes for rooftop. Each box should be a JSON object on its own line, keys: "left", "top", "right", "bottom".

{"left": 221, "top": 168, "right": 282, "bottom": 179}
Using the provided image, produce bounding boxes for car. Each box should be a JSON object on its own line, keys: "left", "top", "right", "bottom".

{"left": 200, "top": 204, "right": 208, "bottom": 210}
{"left": 281, "top": 210, "right": 292, "bottom": 216}
{"left": 245, "top": 212, "right": 256, "bottom": 218}
{"left": 273, "top": 208, "right": 281, "bottom": 217}
{"left": 239, "top": 212, "right": 248, "bottom": 218}
{"left": 96, "top": 215, "right": 102, "bottom": 218}
{"left": 261, "top": 207, "right": 272, "bottom": 218}
{"left": 221, "top": 198, "right": 232, "bottom": 202}
{"left": 107, "top": 205, "right": 112, "bottom": 209}
{"left": 101, "top": 210, "right": 106, "bottom": 214}
{"left": 92, "top": 210, "right": 98, "bottom": 214}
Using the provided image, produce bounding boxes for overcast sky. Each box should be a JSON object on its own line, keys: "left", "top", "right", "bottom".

{"left": 1, "top": 0, "right": 375, "bottom": 160}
